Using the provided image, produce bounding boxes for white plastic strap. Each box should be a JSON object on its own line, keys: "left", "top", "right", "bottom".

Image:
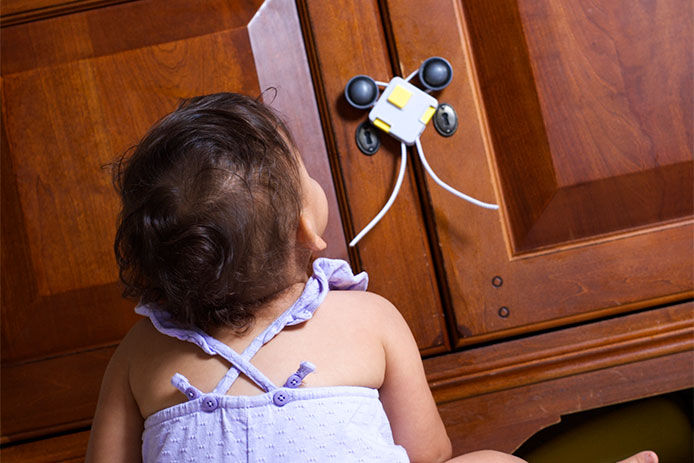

{"left": 349, "top": 142, "right": 408, "bottom": 247}
{"left": 415, "top": 138, "right": 499, "bottom": 210}
{"left": 405, "top": 69, "right": 418, "bottom": 82}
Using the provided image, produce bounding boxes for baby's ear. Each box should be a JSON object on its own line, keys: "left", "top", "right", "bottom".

{"left": 297, "top": 213, "right": 327, "bottom": 252}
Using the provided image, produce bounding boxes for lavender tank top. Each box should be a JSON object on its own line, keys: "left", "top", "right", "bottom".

{"left": 136, "top": 258, "right": 410, "bottom": 462}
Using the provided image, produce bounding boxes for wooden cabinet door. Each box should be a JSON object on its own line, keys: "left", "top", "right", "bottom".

{"left": 298, "top": 0, "right": 452, "bottom": 355}
{"left": 1, "top": 0, "right": 346, "bottom": 442}
{"left": 381, "top": 0, "right": 693, "bottom": 346}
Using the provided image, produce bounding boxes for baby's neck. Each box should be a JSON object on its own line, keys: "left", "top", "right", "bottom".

{"left": 208, "top": 280, "right": 307, "bottom": 346}
{"left": 255, "top": 280, "right": 308, "bottom": 323}
{"left": 209, "top": 252, "right": 312, "bottom": 344}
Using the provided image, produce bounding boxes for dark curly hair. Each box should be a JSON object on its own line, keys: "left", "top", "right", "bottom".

{"left": 113, "top": 93, "right": 302, "bottom": 331}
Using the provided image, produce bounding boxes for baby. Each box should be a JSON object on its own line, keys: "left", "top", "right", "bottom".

{"left": 86, "top": 93, "right": 657, "bottom": 463}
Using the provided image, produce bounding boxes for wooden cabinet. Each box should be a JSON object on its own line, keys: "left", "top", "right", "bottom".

{"left": 386, "top": 0, "right": 692, "bottom": 344}
{"left": 301, "top": 0, "right": 693, "bottom": 452}
{"left": 1, "top": 0, "right": 345, "bottom": 447}
{"left": 2, "top": 0, "right": 692, "bottom": 459}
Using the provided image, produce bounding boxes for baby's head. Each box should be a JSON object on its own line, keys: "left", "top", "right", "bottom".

{"left": 114, "top": 93, "right": 326, "bottom": 331}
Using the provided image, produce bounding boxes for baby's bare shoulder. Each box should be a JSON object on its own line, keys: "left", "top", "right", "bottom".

{"left": 121, "top": 317, "right": 214, "bottom": 416}
{"left": 120, "top": 317, "right": 166, "bottom": 353}
{"left": 319, "top": 290, "right": 405, "bottom": 329}
{"left": 323, "top": 289, "right": 393, "bottom": 310}
{"left": 119, "top": 317, "right": 196, "bottom": 368}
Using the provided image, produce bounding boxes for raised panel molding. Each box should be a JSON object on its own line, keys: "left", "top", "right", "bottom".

{"left": 382, "top": 0, "right": 694, "bottom": 346}
{"left": 425, "top": 302, "right": 693, "bottom": 404}
{"left": 1, "top": 0, "right": 349, "bottom": 443}
{"left": 1, "top": 346, "right": 115, "bottom": 443}
{"left": 439, "top": 350, "right": 693, "bottom": 453}
{"left": 2, "top": 0, "right": 692, "bottom": 456}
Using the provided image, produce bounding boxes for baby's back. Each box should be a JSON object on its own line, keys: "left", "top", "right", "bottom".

{"left": 121, "top": 285, "right": 409, "bottom": 462}
{"left": 126, "top": 289, "right": 390, "bottom": 418}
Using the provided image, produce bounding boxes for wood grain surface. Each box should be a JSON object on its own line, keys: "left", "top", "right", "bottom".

{"left": 2, "top": 0, "right": 349, "bottom": 442}
{"left": 300, "top": 0, "right": 450, "bottom": 354}
{"left": 2, "top": 0, "right": 691, "bottom": 456}
{"left": 384, "top": 0, "right": 693, "bottom": 346}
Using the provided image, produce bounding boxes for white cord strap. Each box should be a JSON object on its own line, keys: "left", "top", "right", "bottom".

{"left": 349, "top": 142, "right": 408, "bottom": 247}
{"left": 415, "top": 138, "right": 499, "bottom": 210}
{"left": 405, "top": 70, "right": 418, "bottom": 82}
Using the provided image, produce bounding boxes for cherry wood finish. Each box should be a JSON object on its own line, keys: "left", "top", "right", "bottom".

{"left": 298, "top": 0, "right": 450, "bottom": 354}
{"left": 1, "top": 347, "right": 115, "bottom": 442}
{"left": 304, "top": 0, "right": 693, "bottom": 455}
{"left": 383, "top": 0, "right": 693, "bottom": 346}
{"left": 438, "top": 349, "right": 693, "bottom": 454}
{"left": 1, "top": 0, "right": 692, "bottom": 458}
{"left": 1, "top": 0, "right": 135, "bottom": 26}
{"left": 1, "top": 0, "right": 265, "bottom": 364}
{"left": 424, "top": 301, "right": 694, "bottom": 453}
{"left": 1, "top": 0, "right": 349, "bottom": 442}
{"left": 460, "top": 0, "right": 692, "bottom": 251}
{"left": 425, "top": 302, "right": 693, "bottom": 405}
{"left": 1, "top": 429, "right": 90, "bottom": 463}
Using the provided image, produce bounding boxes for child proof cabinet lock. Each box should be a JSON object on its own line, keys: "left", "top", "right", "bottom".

{"left": 344, "top": 57, "right": 498, "bottom": 247}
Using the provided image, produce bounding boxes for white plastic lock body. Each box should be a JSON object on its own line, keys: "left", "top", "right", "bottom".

{"left": 368, "top": 77, "right": 438, "bottom": 146}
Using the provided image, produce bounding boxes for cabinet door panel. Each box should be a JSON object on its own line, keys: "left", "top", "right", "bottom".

{"left": 385, "top": 0, "right": 693, "bottom": 344}
{"left": 300, "top": 0, "right": 450, "bottom": 354}
{"left": 464, "top": 0, "right": 692, "bottom": 252}
{"left": 1, "top": 0, "right": 345, "bottom": 441}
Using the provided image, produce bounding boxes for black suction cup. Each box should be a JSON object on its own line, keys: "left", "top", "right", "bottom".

{"left": 418, "top": 57, "right": 453, "bottom": 91}
{"left": 345, "top": 75, "right": 379, "bottom": 109}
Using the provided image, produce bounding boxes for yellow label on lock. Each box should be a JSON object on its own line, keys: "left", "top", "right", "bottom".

{"left": 387, "top": 85, "right": 412, "bottom": 109}
{"left": 373, "top": 118, "right": 391, "bottom": 133}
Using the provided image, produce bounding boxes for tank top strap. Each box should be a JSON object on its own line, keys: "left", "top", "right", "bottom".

{"left": 211, "top": 258, "right": 368, "bottom": 393}
{"left": 135, "top": 303, "right": 278, "bottom": 392}
{"left": 135, "top": 258, "right": 368, "bottom": 395}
